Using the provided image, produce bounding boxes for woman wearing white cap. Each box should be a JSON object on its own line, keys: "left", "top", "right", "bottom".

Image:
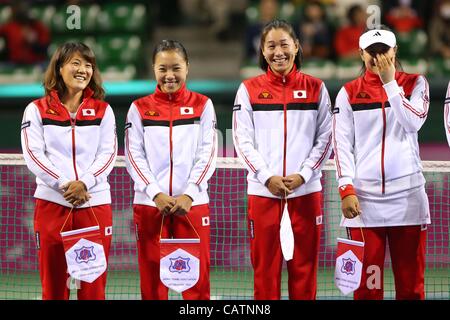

{"left": 332, "top": 25, "right": 430, "bottom": 300}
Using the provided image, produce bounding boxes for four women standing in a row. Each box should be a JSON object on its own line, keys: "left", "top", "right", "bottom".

{"left": 21, "top": 18, "right": 436, "bottom": 300}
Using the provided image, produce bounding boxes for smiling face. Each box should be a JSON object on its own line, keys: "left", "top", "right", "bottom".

{"left": 261, "top": 28, "right": 299, "bottom": 76}
{"left": 153, "top": 50, "right": 188, "bottom": 94}
{"left": 59, "top": 52, "right": 93, "bottom": 95}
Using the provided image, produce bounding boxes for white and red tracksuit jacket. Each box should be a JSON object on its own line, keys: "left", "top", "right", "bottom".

{"left": 20, "top": 89, "right": 117, "bottom": 207}
{"left": 333, "top": 70, "right": 431, "bottom": 225}
{"left": 233, "top": 66, "right": 333, "bottom": 198}
{"left": 444, "top": 81, "right": 450, "bottom": 147}
{"left": 125, "top": 84, "right": 217, "bottom": 206}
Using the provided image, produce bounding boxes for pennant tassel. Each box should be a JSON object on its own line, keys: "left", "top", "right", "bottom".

{"left": 280, "top": 203, "right": 294, "bottom": 261}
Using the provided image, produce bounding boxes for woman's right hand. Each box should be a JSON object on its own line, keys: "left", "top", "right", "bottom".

{"left": 265, "top": 176, "right": 293, "bottom": 197}
{"left": 154, "top": 193, "right": 176, "bottom": 215}
{"left": 62, "top": 181, "right": 90, "bottom": 207}
{"left": 341, "top": 195, "right": 362, "bottom": 219}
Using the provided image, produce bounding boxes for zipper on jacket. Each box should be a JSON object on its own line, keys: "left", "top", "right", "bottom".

{"left": 71, "top": 120, "right": 79, "bottom": 180}
{"left": 381, "top": 101, "right": 387, "bottom": 194}
{"left": 62, "top": 101, "right": 85, "bottom": 181}
{"left": 168, "top": 94, "right": 174, "bottom": 196}
{"left": 282, "top": 76, "right": 287, "bottom": 177}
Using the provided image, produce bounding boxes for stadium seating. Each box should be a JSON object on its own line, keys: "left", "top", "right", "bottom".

{"left": 28, "top": 5, "right": 56, "bottom": 29}
{"left": 48, "top": 5, "right": 101, "bottom": 34}
{"left": 95, "top": 35, "right": 142, "bottom": 65}
{"left": 0, "top": 37, "right": 6, "bottom": 61}
{"left": 428, "top": 57, "right": 450, "bottom": 77}
{"left": 400, "top": 58, "right": 428, "bottom": 75}
{"left": 47, "top": 35, "right": 97, "bottom": 57}
{"left": 0, "top": 64, "right": 42, "bottom": 84}
{"left": 395, "top": 29, "right": 428, "bottom": 60}
{"left": 0, "top": 2, "right": 148, "bottom": 82}
{"left": 0, "top": 2, "right": 448, "bottom": 82}
{"left": 100, "top": 64, "right": 137, "bottom": 82}
{"left": 97, "top": 3, "right": 146, "bottom": 33}
{"left": 0, "top": 5, "right": 10, "bottom": 62}
{"left": 245, "top": 1, "right": 297, "bottom": 24}
{"left": 302, "top": 60, "right": 337, "bottom": 80}
{"left": 0, "top": 5, "right": 11, "bottom": 25}
{"left": 335, "top": 59, "right": 362, "bottom": 80}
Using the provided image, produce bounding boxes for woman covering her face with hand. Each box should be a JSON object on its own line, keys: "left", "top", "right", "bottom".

{"left": 125, "top": 40, "right": 217, "bottom": 300}
{"left": 332, "top": 26, "right": 430, "bottom": 299}
{"left": 20, "top": 42, "right": 117, "bottom": 300}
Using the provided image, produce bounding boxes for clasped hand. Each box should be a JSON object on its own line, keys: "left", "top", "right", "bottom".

{"left": 265, "top": 174, "right": 305, "bottom": 197}
{"left": 61, "top": 181, "right": 90, "bottom": 207}
{"left": 154, "top": 193, "right": 193, "bottom": 216}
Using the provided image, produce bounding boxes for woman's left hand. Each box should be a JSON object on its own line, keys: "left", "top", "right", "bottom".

{"left": 282, "top": 174, "right": 305, "bottom": 191}
{"left": 63, "top": 181, "right": 90, "bottom": 206}
{"left": 374, "top": 53, "right": 395, "bottom": 84}
{"left": 170, "top": 194, "right": 193, "bottom": 216}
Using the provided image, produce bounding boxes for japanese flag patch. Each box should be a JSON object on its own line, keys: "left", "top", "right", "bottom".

{"left": 180, "top": 107, "right": 194, "bottom": 115}
{"left": 202, "top": 217, "right": 210, "bottom": 226}
{"left": 316, "top": 215, "right": 323, "bottom": 225}
{"left": 105, "top": 226, "right": 113, "bottom": 236}
{"left": 293, "top": 90, "right": 307, "bottom": 99}
{"left": 82, "top": 109, "right": 96, "bottom": 116}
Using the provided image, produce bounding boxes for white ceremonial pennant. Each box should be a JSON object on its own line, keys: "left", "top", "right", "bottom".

{"left": 61, "top": 226, "right": 107, "bottom": 283}
{"left": 160, "top": 240, "right": 200, "bottom": 293}
{"left": 334, "top": 237, "right": 364, "bottom": 295}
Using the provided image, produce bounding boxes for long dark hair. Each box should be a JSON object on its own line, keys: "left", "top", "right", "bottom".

{"left": 44, "top": 42, "right": 105, "bottom": 100}
{"left": 360, "top": 25, "right": 403, "bottom": 74}
{"left": 258, "top": 19, "right": 302, "bottom": 71}
{"left": 152, "top": 39, "right": 189, "bottom": 65}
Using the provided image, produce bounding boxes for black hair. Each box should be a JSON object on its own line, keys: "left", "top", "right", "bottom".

{"left": 258, "top": 19, "right": 302, "bottom": 71}
{"left": 152, "top": 40, "right": 189, "bottom": 65}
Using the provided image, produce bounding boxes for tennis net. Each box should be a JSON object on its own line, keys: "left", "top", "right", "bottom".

{"left": 0, "top": 154, "right": 448, "bottom": 299}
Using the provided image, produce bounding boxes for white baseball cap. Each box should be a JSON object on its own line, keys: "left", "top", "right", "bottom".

{"left": 359, "top": 29, "right": 397, "bottom": 50}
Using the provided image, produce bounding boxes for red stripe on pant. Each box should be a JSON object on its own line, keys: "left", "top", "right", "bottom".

{"left": 133, "top": 204, "right": 210, "bottom": 300}
{"left": 349, "top": 225, "right": 426, "bottom": 300}
{"left": 33, "top": 199, "right": 113, "bottom": 300}
{"left": 248, "top": 192, "right": 322, "bottom": 300}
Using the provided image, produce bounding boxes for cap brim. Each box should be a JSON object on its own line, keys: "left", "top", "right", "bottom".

{"left": 359, "top": 30, "right": 397, "bottom": 49}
